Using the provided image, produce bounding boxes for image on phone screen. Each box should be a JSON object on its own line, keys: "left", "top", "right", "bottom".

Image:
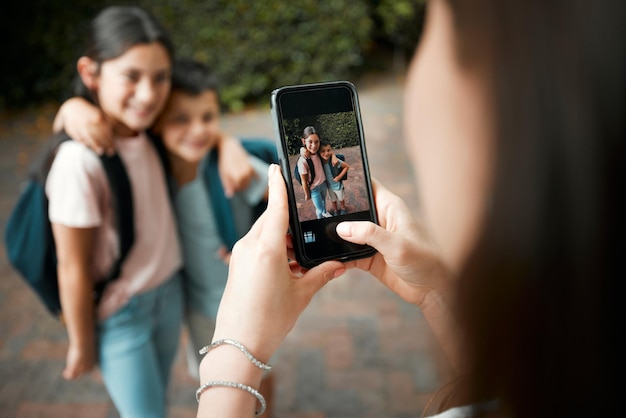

{"left": 272, "top": 82, "right": 377, "bottom": 266}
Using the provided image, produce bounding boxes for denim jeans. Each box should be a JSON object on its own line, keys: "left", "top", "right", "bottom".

{"left": 310, "top": 182, "right": 328, "bottom": 218}
{"left": 97, "top": 272, "right": 183, "bottom": 418}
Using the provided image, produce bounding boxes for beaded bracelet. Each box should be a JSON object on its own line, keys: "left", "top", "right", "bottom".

{"left": 199, "top": 339, "right": 272, "bottom": 371}
{"left": 196, "top": 380, "right": 266, "bottom": 416}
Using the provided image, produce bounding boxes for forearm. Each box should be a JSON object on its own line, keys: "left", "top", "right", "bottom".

{"left": 58, "top": 262, "right": 95, "bottom": 349}
{"left": 53, "top": 97, "right": 92, "bottom": 133}
{"left": 217, "top": 133, "right": 256, "bottom": 195}
{"left": 335, "top": 165, "right": 349, "bottom": 181}
{"left": 52, "top": 109, "right": 65, "bottom": 133}
{"left": 419, "top": 286, "right": 467, "bottom": 375}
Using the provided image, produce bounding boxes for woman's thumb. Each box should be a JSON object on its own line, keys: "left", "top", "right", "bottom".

{"left": 336, "top": 221, "right": 390, "bottom": 251}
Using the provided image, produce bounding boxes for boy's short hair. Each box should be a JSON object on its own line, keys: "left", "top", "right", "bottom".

{"left": 320, "top": 139, "right": 331, "bottom": 148}
{"left": 172, "top": 58, "right": 219, "bottom": 98}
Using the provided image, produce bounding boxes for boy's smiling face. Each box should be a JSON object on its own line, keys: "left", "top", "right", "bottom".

{"left": 154, "top": 89, "right": 220, "bottom": 164}
{"left": 319, "top": 144, "right": 332, "bottom": 161}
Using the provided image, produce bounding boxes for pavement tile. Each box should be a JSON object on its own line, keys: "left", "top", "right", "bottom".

{"left": 14, "top": 403, "right": 111, "bottom": 418}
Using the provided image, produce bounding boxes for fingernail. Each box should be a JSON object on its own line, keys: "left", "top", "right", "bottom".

{"left": 268, "top": 164, "right": 279, "bottom": 176}
{"left": 333, "top": 268, "right": 346, "bottom": 278}
{"left": 336, "top": 222, "right": 351, "bottom": 237}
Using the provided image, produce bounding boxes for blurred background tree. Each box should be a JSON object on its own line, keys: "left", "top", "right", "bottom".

{"left": 0, "top": 0, "right": 425, "bottom": 112}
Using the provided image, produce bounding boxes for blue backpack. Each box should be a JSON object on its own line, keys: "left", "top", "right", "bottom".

{"left": 4, "top": 133, "right": 134, "bottom": 318}
{"left": 294, "top": 156, "right": 317, "bottom": 185}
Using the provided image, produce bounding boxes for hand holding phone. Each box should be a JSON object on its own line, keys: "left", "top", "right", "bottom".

{"left": 271, "top": 81, "right": 378, "bottom": 268}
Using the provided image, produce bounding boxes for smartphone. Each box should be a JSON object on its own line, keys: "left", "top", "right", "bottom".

{"left": 270, "top": 81, "right": 378, "bottom": 268}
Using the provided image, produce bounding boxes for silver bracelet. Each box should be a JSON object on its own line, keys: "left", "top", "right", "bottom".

{"left": 199, "top": 339, "right": 272, "bottom": 371}
{"left": 196, "top": 380, "right": 266, "bottom": 416}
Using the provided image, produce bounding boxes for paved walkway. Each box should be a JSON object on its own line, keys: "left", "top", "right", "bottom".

{"left": 0, "top": 74, "right": 451, "bottom": 418}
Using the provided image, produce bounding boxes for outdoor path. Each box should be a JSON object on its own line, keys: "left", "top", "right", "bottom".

{"left": 0, "top": 73, "right": 451, "bottom": 418}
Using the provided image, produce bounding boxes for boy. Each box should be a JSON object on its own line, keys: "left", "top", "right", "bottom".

{"left": 318, "top": 139, "right": 349, "bottom": 215}
{"left": 150, "top": 59, "right": 274, "bottom": 377}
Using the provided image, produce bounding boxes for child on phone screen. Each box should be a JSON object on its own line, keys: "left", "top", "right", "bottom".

{"left": 297, "top": 126, "right": 331, "bottom": 218}
{"left": 319, "top": 139, "right": 349, "bottom": 216}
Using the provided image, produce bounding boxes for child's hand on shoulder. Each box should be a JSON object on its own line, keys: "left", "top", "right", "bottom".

{"left": 300, "top": 147, "right": 311, "bottom": 159}
{"left": 54, "top": 97, "right": 114, "bottom": 156}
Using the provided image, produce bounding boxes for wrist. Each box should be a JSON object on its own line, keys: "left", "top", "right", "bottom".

{"left": 68, "top": 333, "right": 95, "bottom": 352}
{"left": 419, "top": 284, "right": 469, "bottom": 374}
{"left": 199, "top": 343, "right": 265, "bottom": 387}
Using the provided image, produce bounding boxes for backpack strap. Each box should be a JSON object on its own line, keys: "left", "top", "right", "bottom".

{"left": 240, "top": 139, "right": 278, "bottom": 220}
{"left": 295, "top": 156, "right": 316, "bottom": 185}
{"left": 92, "top": 153, "right": 135, "bottom": 304}
{"left": 306, "top": 157, "right": 316, "bottom": 183}
{"left": 203, "top": 138, "right": 278, "bottom": 251}
{"left": 204, "top": 149, "right": 239, "bottom": 251}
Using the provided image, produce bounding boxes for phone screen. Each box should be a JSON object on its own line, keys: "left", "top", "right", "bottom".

{"left": 271, "top": 81, "right": 377, "bottom": 267}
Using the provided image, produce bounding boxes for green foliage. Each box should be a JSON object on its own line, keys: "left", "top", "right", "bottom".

{"left": 371, "top": 0, "right": 425, "bottom": 51}
{"left": 0, "top": 0, "right": 425, "bottom": 112}
{"left": 282, "top": 112, "right": 358, "bottom": 156}
{"left": 143, "top": 0, "right": 373, "bottom": 111}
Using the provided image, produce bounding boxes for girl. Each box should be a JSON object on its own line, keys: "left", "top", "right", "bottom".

{"left": 46, "top": 6, "right": 182, "bottom": 417}
{"left": 296, "top": 126, "right": 331, "bottom": 219}
{"left": 56, "top": 58, "right": 278, "bottom": 415}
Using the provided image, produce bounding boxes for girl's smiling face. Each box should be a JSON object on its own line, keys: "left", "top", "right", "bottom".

{"left": 304, "top": 134, "right": 320, "bottom": 154}
{"left": 87, "top": 42, "right": 172, "bottom": 137}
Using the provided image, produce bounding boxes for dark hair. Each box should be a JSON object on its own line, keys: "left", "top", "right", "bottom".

{"left": 171, "top": 58, "right": 219, "bottom": 98}
{"left": 319, "top": 139, "right": 331, "bottom": 148}
{"left": 303, "top": 126, "right": 317, "bottom": 138}
{"left": 74, "top": 6, "right": 174, "bottom": 100}
{"left": 442, "top": 0, "right": 625, "bottom": 416}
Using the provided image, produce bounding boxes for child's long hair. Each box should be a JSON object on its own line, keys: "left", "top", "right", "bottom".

{"left": 302, "top": 126, "right": 317, "bottom": 139}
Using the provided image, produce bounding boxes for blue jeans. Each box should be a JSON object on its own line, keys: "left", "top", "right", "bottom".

{"left": 310, "top": 182, "right": 328, "bottom": 218}
{"left": 97, "top": 272, "right": 183, "bottom": 418}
